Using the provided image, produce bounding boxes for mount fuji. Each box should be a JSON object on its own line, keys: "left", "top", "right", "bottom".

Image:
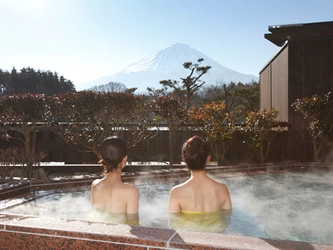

{"left": 76, "top": 43, "right": 259, "bottom": 93}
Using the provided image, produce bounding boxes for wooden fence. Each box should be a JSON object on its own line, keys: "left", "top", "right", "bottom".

{"left": 0, "top": 127, "right": 314, "bottom": 165}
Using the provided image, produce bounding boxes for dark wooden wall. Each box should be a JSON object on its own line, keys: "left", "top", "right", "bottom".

{"left": 1, "top": 129, "right": 313, "bottom": 165}
{"left": 260, "top": 38, "right": 333, "bottom": 131}
{"left": 288, "top": 39, "right": 333, "bottom": 130}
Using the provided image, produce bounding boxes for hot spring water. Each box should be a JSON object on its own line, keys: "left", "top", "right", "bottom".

{"left": 1, "top": 171, "right": 333, "bottom": 245}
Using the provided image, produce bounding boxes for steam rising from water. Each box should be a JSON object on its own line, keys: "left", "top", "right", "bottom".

{"left": 222, "top": 171, "right": 333, "bottom": 244}
{"left": 1, "top": 171, "right": 333, "bottom": 245}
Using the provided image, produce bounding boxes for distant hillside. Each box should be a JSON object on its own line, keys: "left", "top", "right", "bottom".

{"left": 76, "top": 43, "right": 258, "bottom": 93}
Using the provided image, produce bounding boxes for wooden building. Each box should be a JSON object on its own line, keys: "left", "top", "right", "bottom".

{"left": 259, "top": 21, "right": 333, "bottom": 131}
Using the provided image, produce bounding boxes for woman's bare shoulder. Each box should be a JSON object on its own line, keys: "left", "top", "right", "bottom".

{"left": 217, "top": 181, "right": 228, "bottom": 187}
{"left": 171, "top": 181, "right": 187, "bottom": 191}
{"left": 123, "top": 183, "right": 139, "bottom": 194}
{"left": 170, "top": 182, "right": 189, "bottom": 198}
{"left": 210, "top": 179, "right": 229, "bottom": 191}
{"left": 92, "top": 178, "right": 102, "bottom": 187}
{"left": 216, "top": 182, "right": 231, "bottom": 199}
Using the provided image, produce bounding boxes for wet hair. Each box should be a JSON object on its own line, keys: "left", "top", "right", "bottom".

{"left": 99, "top": 136, "right": 128, "bottom": 173}
{"left": 181, "top": 136, "right": 209, "bottom": 171}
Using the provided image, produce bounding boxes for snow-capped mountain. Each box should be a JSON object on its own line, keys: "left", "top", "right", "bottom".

{"left": 76, "top": 43, "right": 258, "bottom": 93}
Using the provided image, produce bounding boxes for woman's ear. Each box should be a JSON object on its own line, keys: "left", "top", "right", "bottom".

{"left": 121, "top": 155, "right": 128, "bottom": 168}
{"left": 206, "top": 155, "right": 211, "bottom": 163}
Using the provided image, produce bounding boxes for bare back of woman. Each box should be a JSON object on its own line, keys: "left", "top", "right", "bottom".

{"left": 90, "top": 137, "right": 139, "bottom": 224}
{"left": 169, "top": 172, "right": 231, "bottom": 213}
{"left": 168, "top": 136, "right": 231, "bottom": 232}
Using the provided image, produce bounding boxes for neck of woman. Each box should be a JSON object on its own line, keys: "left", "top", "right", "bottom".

{"left": 190, "top": 169, "right": 207, "bottom": 178}
{"left": 105, "top": 165, "right": 123, "bottom": 181}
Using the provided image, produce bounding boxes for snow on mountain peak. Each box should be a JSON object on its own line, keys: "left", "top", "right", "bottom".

{"left": 120, "top": 43, "right": 217, "bottom": 74}
{"left": 76, "top": 43, "right": 259, "bottom": 93}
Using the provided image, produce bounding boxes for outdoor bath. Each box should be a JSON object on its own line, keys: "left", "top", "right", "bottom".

{"left": 0, "top": 163, "right": 333, "bottom": 249}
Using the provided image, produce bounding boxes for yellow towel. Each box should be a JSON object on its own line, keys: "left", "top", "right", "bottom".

{"left": 170, "top": 210, "right": 227, "bottom": 233}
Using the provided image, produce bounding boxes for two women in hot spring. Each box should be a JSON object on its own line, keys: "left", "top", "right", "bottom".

{"left": 90, "top": 135, "right": 232, "bottom": 231}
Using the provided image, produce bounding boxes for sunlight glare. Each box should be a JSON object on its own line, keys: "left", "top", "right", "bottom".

{"left": 1, "top": 0, "right": 48, "bottom": 16}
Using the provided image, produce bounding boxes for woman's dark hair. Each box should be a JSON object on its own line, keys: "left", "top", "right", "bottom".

{"left": 181, "top": 136, "right": 209, "bottom": 171}
{"left": 99, "top": 136, "right": 128, "bottom": 173}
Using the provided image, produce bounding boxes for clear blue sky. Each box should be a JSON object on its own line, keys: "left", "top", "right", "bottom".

{"left": 1, "top": 0, "right": 332, "bottom": 88}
